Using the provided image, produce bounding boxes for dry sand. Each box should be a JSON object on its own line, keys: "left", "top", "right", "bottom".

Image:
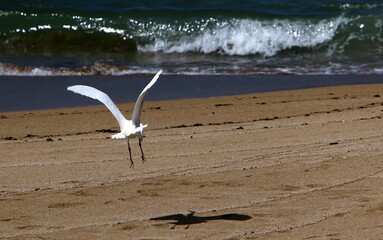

{"left": 0, "top": 84, "right": 382, "bottom": 239}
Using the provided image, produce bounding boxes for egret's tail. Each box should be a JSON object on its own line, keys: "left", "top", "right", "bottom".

{"left": 112, "top": 132, "right": 125, "bottom": 139}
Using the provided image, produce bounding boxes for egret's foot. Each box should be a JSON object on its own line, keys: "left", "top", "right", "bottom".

{"left": 129, "top": 160, "right": 135, "bottom": 169}
{"left": 141, "top": 155, "right": 145, "bottom": 163}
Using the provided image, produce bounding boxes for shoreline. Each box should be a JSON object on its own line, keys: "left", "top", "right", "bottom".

{"left": 1, "top": 74, "right": 383, "bottom": 113}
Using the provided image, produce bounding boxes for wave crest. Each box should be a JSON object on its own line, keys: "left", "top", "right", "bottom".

{"left": 139, "top": 17, "right": 347, "bottom": 56}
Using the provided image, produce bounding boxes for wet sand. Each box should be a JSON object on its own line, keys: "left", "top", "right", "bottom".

{"left": 1, "top": 74, "right": 383, "bottom": 112}
{"left": 0, "top": 84, "right": 382, "bottom": 239}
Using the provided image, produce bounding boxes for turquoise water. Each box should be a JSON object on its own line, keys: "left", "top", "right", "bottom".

{"left": 0, "top": 0, "right": 382, "bottom": 75}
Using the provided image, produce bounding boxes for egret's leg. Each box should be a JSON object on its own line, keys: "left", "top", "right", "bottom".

{"left": 126, "top": 138, "right": 134, "bottom": 168}
{"left": 139, "top": 138, "right": 145, "bottom": 163}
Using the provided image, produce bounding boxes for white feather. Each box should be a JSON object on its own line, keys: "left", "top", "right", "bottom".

{"left": 67, "top": 85, "right": 127, "bottom": 130}
{"left": 132, "top": 69, "right": 162, "bottom": 127}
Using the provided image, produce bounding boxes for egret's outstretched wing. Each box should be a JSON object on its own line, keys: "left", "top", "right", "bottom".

{"left": 67, "top": 85, "right": 126, "bottom": 130}
{"left": 132, "top": 70, "right": 162, "bottom": 126}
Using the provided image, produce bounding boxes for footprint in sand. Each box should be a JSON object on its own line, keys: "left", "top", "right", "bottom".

{"left": 120, "top": 224, "right": 139, "bottom": 231}
{"left": 0, "top": 218, "right": 15, "bottom": 222}
{"left": 60, "top": 180, "right": 86, "bottom": 185}
{"left": 16, "top": 225, "right": 42, "bottom": 230}
{"left": 48, "top": 202, "right": 85, "bottom": 208}
{"left": 68, "top": 190, "right": 93, "bottom": 197}
{"left": 136, "top": 189, "right": 160, "bottom": 197}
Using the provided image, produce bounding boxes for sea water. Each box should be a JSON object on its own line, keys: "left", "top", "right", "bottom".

{"left": 0, "top": 0, "right": 382, "bottom": 75}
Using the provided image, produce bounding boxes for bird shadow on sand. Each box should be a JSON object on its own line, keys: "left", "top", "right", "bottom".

{"left": 150, "top": 211, "right": 252, "bottom": 229}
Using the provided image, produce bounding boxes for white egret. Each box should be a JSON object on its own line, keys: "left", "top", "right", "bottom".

{"left": 67, "top": 70, "right": 162, "bottom": 168}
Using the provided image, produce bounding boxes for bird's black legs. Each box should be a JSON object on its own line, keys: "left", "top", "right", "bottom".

{"left": 139, "top": 138, "right": 145, "bottom": 163}
{"left": 126, "top": 138, "right": 134, "bottom": 168}
{"left": 126, "top": 138, "right": 145, "bottom": 168}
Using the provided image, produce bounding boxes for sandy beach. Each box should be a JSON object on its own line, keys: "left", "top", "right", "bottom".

{"left": 1, "top": 83, "right": 382, "bottom": 239}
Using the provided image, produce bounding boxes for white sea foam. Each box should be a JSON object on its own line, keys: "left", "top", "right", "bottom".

{"left": 99, "top": 27, "right": 125, "bottom": 35}
{"left": 1, "top": 61, "right": 380, "bottom": 76}
{"left": 139, "top": 17, "right": 348, "bottom": 56}
{"left": 0, "top": 63, "right": 146, "bottom": 76}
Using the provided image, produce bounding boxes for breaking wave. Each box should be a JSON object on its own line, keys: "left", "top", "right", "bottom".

{"left": 139, "top": 17, "right": 347, "bottom": 56}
